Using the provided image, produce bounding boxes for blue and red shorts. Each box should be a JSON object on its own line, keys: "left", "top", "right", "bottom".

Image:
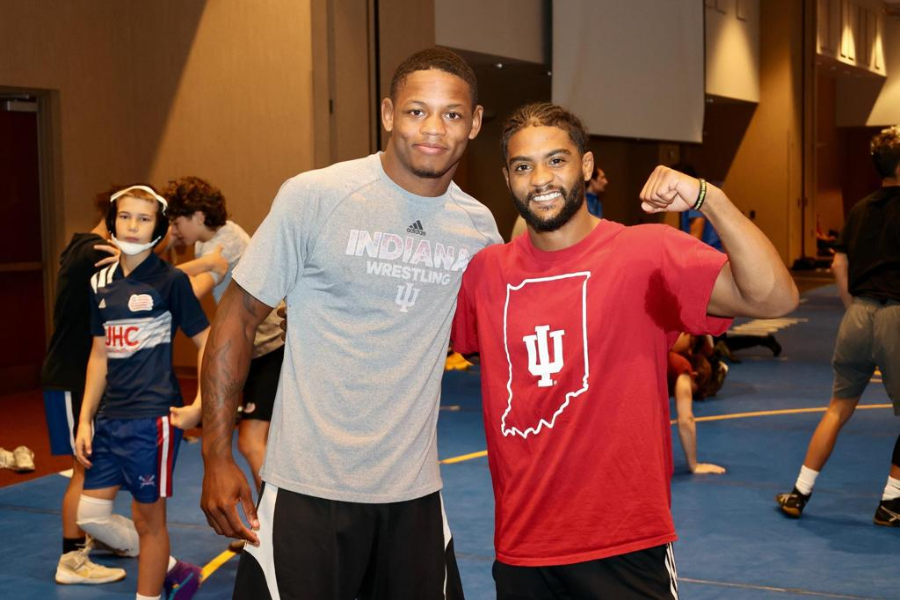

{"left": 83, "top": 414, "right": 182, "bottom": 504}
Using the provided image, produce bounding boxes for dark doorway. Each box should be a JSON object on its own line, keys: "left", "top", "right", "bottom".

{"left": 0, "top": 98, "right": 46, "bottom": 393}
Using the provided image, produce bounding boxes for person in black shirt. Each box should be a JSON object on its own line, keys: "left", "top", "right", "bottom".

{"left": 777, "top": 126, "right": 900, "bottom": 527}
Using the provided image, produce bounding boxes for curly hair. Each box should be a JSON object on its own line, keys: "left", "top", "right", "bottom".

{"left": 390, "top": 47, "right": 478, "bottom": 106}
{"left": 162, "top": 176, "right": 228, "bottom": 228}
{"left": 870, "top": 126, "right": 900, "bottom": 179}
{"left": 501, "top": 102, "right": 589, "bottom": 163}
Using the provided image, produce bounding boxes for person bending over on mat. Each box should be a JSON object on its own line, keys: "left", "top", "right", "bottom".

{"left": 777, "top": 126, "right": 900, "bottom": 527}
{"left": 199, "top": 47, "right": 501, "bottom": 600}
{"left": 668, "top": 333, "right": 726, "bottom": 475}
{"left": 75, "top": 185, "right": 209, "bottom": 600}
{"left": 451, "top": 103, "right": 797, "bottom": 600}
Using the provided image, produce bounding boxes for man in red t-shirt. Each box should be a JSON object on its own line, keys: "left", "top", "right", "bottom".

{"left": 451, "top": 103, "right": 798, "bottom": 599}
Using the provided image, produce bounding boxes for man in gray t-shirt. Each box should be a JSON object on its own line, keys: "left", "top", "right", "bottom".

{"left": 200, "top": 48, "right": 501, "bottom": 600}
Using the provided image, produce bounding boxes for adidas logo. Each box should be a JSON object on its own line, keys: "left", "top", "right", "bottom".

{"left": 406, "top": 220, "right": 427, "bottom": 236}
{"left": 98, "top": 299, "right": 107, "bottom": 309}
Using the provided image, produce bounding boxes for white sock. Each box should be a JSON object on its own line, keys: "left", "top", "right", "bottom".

{"left": 882, "top": 476, "right": 900, "bottom": 501}
{"left": 135, "top": 594, "right": 160, "bottom": 600}
{"left": 795, "top": 465, "right": 819, "bottom": 496}
{"left": 167, "top": 555, "right": 177, "bottom": 572}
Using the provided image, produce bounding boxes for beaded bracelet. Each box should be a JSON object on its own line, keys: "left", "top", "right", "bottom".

{"left": 693, "top": 178, "right": 707, "bottom": 211}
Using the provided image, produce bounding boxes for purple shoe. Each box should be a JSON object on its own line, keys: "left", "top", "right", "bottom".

{"left": 164, "top": 559, "right": 202, "bottom": 599}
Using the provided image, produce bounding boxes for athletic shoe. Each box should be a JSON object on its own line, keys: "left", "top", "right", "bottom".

{"left": 0, "top": 448, "right": 15, "bottom": 470}
{"left": 873, "top": 498, "right": 900, "bottom": 527}
{"left": 12, "top": 446, "right": 35, "bottom": 472}
{"left": 164, "top": 559, "right": 202, "bottom": 599}
{"left": 55, "top": 546, "right": 126, "bottom": 584}
{"left": 775, "top": 486, "right": 811, "bottom": 517}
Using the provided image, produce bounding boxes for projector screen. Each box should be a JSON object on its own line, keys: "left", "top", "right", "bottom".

{"left": 552, "top": 0, "right": 704, "bottom": 143}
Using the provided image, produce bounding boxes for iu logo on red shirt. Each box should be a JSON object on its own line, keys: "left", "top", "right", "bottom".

{"left": 502, "top": 272, "right": 591, "bottom": 438}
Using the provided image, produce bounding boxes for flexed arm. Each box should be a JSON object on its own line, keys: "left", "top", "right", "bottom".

{"left": 640, "top": 166, "right": 799, "bottom": 318}
{"left": 200, "top": 281, "right": 273, "bottom": 545}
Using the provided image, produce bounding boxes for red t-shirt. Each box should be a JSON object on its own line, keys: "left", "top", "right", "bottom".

{"left": 452, "top": 221, "right": 731, "bottom": 566}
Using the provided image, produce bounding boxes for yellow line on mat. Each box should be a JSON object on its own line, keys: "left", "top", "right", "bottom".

{"left": 440, "top": 450, "right": 488, "bottom": 464}
{"left": 201, "top": 549, "right": 236, "bottom": 583}
{"left": 689, "top": 403, "right": 892, "bottom": 423}
{"left": 436, "top": 404, "right": 894, "bottom": 465}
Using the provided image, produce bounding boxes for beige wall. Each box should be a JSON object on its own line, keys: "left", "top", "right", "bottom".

{"left": 836, "top": 13, "right": 900, "bottom": 127}
{"left": 706, "top": 0, "right": 761, "bottom": 102}
{"left": 686, "top": 0, "right": 804, "bottom": 264}
{"left": 0, "top": 0, "right": 315, "bottom": 262}
{"left": 137, "top": 1, "right": 316, "bottom": 235}
{"left": 1, "top": 0, "right": 315, "bottom": 368}
{"left": 722, "top": 0, "right": 804, "bottom": 264}
{"left": 723, "top": 0, "right": 804, "bottom": 264}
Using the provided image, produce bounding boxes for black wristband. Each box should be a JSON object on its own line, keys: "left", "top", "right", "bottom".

{"left": 693, "top": 178, "right": 707, "bottom": 211}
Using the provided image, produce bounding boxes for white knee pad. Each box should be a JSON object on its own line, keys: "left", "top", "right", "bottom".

{"left": 76, "top": 495, "right": 140, "bottom": 557}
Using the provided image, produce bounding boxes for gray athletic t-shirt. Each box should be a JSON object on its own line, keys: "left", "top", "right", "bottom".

{"left": 196, "top": 221, "right": 284, "bottom": 359}
{"left": 233, "top": 153, "right": 501, "bottom": 502}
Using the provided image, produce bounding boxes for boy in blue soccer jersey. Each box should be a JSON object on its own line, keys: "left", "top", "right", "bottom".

{"left": 75, "top": 185, "right": 210, "bottom": 600}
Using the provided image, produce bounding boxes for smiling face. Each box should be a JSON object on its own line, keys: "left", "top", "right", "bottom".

{"left": 114, "top": 195, "right": 159, "bottom": 244}
{"left": 504, "top": 126, "right": 593, "bottom": 233}
{"left": 381, "top": 68, "right": 483, "bottom": 185}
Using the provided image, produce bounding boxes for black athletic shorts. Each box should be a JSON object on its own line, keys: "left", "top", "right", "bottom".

{"left": 493, "top": 543, "right": 679, "bottom": 600}
{"left": 241, "top": 346, "right": 284, "bottom": 422}
{"left": 233, "top": 484, "right": 464, "bottom": 600}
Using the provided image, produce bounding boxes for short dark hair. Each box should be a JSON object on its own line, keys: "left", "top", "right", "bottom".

{"left": 870, "top": 126, "right": 900, "bottom": 179}
{"left": 162, "top": 176, "right": 228, "bottom": 228}
{"left": 501, "top": 103, "right": 589, "bottom": 163}
{"left": 390, "top": 47, "right": 478, "bottom": 106}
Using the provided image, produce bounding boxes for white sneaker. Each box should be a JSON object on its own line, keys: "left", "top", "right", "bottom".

{"left": 55, "top": 546, "right": 126, "bottom": 585}
{"left": 12, "top": 446, "right": 34, "bottom": 472}
{"left": 0, "top": 448, "right": 14, "bottom": 470}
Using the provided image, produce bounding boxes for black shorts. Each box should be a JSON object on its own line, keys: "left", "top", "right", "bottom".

{"left": 493, "top": 543, "right": 679, "bottom": 600}
{"left": 234, "top": 485, "right": 464, "bottom": 600}
{"left": 241, "top": 346, "right": 284, "bottom": 422}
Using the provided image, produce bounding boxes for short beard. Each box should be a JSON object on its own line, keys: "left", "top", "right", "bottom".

{"left": 513, "top": 177, "right": 585, "bottom": 233}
